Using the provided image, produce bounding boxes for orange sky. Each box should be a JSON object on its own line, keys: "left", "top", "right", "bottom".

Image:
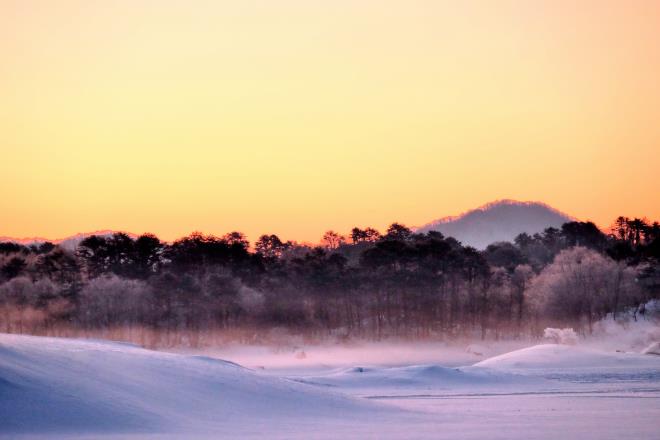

{"left": 1, "top": 1, "right": 659, "bottom": 243}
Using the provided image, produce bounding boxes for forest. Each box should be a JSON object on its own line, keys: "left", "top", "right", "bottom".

{"left": 0, "top": 216, "right": 658, "bottom": 346}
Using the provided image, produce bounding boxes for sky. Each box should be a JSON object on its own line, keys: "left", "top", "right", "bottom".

{"left": 1, "top": 0, "right": 659, "bottom": 243}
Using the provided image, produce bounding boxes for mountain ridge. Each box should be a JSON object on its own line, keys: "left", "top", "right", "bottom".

{"left": 424, "top": 199, "right": 574, "bottom": 226}
{"left": 0, "top": 230, "right": 138, "bottom": 250}
{"left": 1, "top": 200, "right": 576, "bottom": 250}
{"left": 416, "top": 199, "right": 575, "bottom": 249}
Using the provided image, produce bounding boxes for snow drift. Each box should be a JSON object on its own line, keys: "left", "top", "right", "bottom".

{"left": 2, "top": 335, "right": 659, "bottom": 439}
{"left": 474, "top": 343, "right": 660, "bottom": 371}
{"left": 289, "top": 363, "right": 548, "bottom": 397}
{"left": 0, "top": 334, "right": 387, "bottom": 437}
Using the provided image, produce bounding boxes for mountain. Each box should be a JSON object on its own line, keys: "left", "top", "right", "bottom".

{"left": 2, "top": 201, "right": 572, "bottom": 252}
{"left": 416, "top": 200, "right": 573, "bottom": 249}
{"left": 0, "top": 236, "right": 51, "bottom": 246}
{"left": 0, "top": 230, "right": 137, "bottom": 251}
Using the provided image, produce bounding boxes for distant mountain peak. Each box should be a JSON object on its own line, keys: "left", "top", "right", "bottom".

{"left": 0, "top": 235, "right": 52, "bottom": 245}
{"left": 417, "top": 200, "right": 574, "bottom": 249}
{"left": 429, "top": 199, "right": 573, "bottom": 224}
{"left": 0, "top": 230, "right": 137, "bottom": 250}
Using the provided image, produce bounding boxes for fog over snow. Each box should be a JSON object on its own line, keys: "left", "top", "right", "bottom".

{"left": 2, "top": 316, "right": 659, "bottom": 440}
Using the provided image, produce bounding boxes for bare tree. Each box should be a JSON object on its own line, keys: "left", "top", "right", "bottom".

{"left": 321, "top": 231, "right": 345, "bottom": 250}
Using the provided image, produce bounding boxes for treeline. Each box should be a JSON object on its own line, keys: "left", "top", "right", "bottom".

{"left": 0, "top": 216, "right": 658, "bottom": 346}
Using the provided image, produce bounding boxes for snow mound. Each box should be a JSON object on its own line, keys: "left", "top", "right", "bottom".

{"left": 292, "top": 363, "right": 542, "bottom": 393}
{"left": 475, "top": 344, "right": 660, "bottom": 371}
{"left": 0, "top": 334, "right": 385, "bottom": 436}
{"left": 333, "top": 364, "right": 476, "bottom": 384}
{"left": 642, "top": 342, "right": 660, "bottom": 356}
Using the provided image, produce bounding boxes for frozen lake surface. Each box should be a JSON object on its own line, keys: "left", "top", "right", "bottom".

{"left": 1, "top": 334, "right": 659, "bottom": 439}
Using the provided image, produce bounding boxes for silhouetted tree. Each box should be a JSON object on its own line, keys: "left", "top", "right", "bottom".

{"left": 0, "top": 242, "right": 26, "bottom": 255}
{"left": 223, "top": 232, "right": 249, "bottom": 248}
{"left": 350, "top": 227, "right": 368, "bottom": 244}
{"left": 36, "top": 248, "right": 81, "bottom": 287}
{"left": 483, "top": 242, "right": 527, "bottom": 272}
{"left": 133, "top": 233, "right": 163, "bottom": 278}
{"left": 1, "top": 257, "right": 27, "bottom": 280}
{"left": 30, "top": 242, "right": 55, "bottom": 254}
{"left": 363, "top": 227, "right": 381, "bottom": 242}
{"left": 77, "top": 235, "right": 110, "bottom": 278}
{"left": 254, "top": 234, "right": 288, "bottom": 259}
{"left": 321, "top": 230, "right": 345, "bottom": 249}
{"left": 384, "top": 223, "right": 413, "bottom": 241}
{"left": 561, "top": 221, "right": 607, "bottom": 250}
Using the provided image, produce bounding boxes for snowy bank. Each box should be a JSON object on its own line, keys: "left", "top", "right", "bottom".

{"left": 474, "top": 343, "right": 660, "bottom": 371}
{"left": 2, "top": 335, "right": 659, "bottom": 439}
{"left": 0, "top": 333, "right": 388, "bottom": 437}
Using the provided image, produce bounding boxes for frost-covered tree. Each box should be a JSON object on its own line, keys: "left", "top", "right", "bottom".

{"left": 0, "top": 277, "right": 53, "bottom": 332}
{"left": 78, "top": 275, "right": 153, "bottom": 329}
{"left": 526, "top": 247, "right": 641, "bottom": 332}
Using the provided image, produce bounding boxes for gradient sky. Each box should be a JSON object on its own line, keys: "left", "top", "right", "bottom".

{"left": 1, "top": 1, "right": 659, "bottom": 243}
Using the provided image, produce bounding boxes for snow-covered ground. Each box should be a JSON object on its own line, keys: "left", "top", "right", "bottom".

{"left": 1, "top": 333, "right": 659, "bottom": 439}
